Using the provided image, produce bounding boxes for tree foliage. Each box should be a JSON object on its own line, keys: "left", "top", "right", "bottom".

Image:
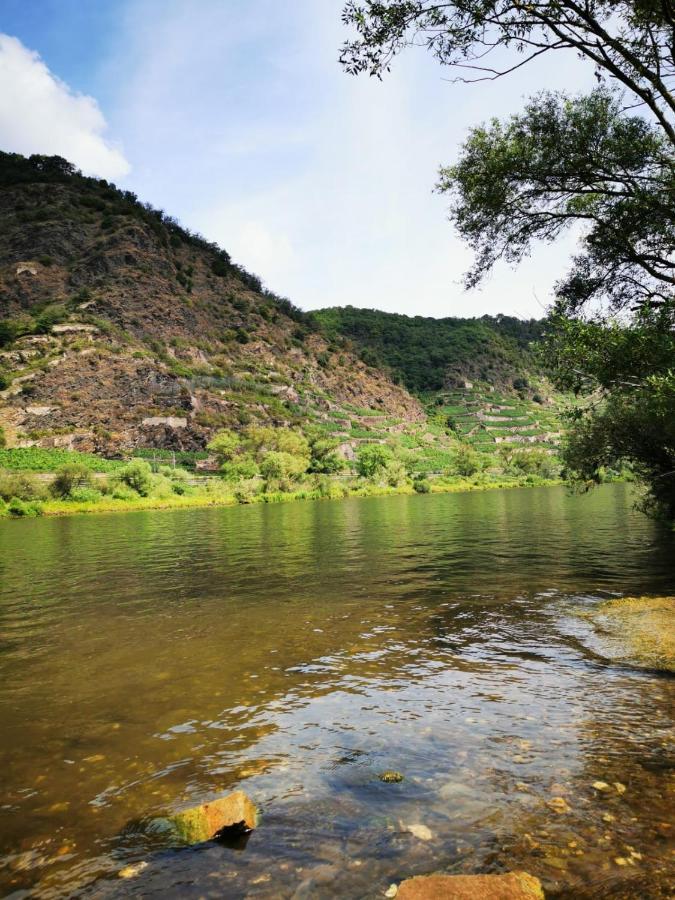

{"left": 340, "top": 0, "right": 675, "bottom": 517}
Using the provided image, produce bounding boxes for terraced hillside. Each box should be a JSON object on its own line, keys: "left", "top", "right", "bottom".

{"left": 434, "top": 385, "right": 564, "bottom": 455}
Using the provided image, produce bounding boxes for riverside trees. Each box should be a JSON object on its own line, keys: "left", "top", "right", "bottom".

{"left": 340, "top": 0, "right": 675, "bottom": 517}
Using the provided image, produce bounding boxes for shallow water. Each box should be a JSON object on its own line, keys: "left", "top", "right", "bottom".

{"left": 0, "top": 484, "right": 673, "bottom": 898}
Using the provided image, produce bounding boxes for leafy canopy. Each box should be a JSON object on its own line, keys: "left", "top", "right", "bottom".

{"left": 340, "top": 0, "right": 675, "bottom": 517}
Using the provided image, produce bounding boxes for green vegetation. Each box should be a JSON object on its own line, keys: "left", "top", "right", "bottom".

{"left": 0, "top": 448, "right": 124, "bottom": 472}
{"left": 0, "top": 427, "right": 563, "bottom": 520}
{"left": 314, "top": 307, "right": 541, "bottom": 392}
{"left": 340, "top": 0, "right": 674, "bottom": 519}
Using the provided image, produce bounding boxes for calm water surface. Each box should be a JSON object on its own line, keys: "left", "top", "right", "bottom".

{"left": 0, "top": 484, "right": 673, "bottom": 898}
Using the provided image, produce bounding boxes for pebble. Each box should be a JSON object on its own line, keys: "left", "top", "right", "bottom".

{"left": 602, "top": 813, "right": 616, "bottom": 823}
{"left": 592, "top": 781, "right": 612, "bottom": 792}
{"left": 405, "top": 823, "right": 433, "bottom": 841}
{"left": 118, "top": 861, "right": 148, "bottom": 879}
{"left": 613, "top": 782, "right": 626, "bottom": 794}
{"left": 385, "top": 885, "right": 398, "bottom": 898}
{"left": 547, "top": 797, "right": 571, "bottom": 814}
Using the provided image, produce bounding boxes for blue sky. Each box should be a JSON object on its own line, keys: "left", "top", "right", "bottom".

{"left": 0, "top": 0, "right": 594, "bottom": 318}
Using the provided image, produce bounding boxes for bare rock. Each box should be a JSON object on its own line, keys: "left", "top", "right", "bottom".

{"left": 397, "top": 871, "right": 545, "bottom": 900}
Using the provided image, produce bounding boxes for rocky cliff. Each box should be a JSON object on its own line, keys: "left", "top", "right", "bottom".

{"left": 0, "top": 153, "right": 423, "bottom": 454}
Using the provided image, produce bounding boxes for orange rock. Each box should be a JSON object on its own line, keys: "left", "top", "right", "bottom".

{"left": 397, "top": 871, "right": 545, "bottom": 900}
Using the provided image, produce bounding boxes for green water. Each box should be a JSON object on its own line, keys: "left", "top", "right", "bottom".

{"left": 0, "top": 484, "right": 673, "bottom": 898}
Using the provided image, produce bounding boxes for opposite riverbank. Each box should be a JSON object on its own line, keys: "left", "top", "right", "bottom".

{"left": 0, "top": 474, "right": 563, "bottom": 520}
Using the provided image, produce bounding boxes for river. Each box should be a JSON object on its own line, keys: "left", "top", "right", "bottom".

{"left": 0, "top": 484, "right": 673, "bottom": 898}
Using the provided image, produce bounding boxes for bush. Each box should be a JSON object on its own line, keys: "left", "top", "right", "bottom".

{"left": 50, "top": 463, "right": 95, "bottom": 498}
{"left": 207, "top": 429, "right": 241, "bottom": 463}
{"left": 259, "top": 451, "right": 307, "bottom": 486}
{"left": 414, "top": 478, "right": 431, "bottom": 494}
{"left": 111, "top": 484, "right": 137, "bottom": 501}
{"left": 234, "top": 479, "right": 258, "bottom": 504}
{"left": 115, "top": 459, "right": 153, "bottom": 496}
{"left": 450, "top": 445, "right": 480, "bottom": 477}
{"left": 0, "top": 470, "right": 46, "bottom": 502}
{"left": 0, "top": 425, "right": 5, "bottom": 448}
{"left": 68, "top": 486, "right": 103, "bottom": 503}
{"left": 7, "top": 497, "right": 43, "bottom": 517}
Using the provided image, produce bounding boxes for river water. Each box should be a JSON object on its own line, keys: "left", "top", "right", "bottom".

{"left": 0, "top": 484, "right": 673, "bottom": 898}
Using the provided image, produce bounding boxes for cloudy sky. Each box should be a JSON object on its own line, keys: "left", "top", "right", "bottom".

{"left": 0, "top": 0, "right": 594, "bottom": 318}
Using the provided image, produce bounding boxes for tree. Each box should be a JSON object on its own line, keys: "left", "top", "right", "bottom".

{"left": 259, "top": 451, "right": 308, "bottom": 485}
{"left": 207, "top": 429, "right": 241, "bottom": 464}
{"left": 356, "top": 443, "right": 392, "bottom": 478}
{"left": 450, "top": 444, "right": 480, "bottom": 477}
{"left": 340, "top": 0, "right": 675, "bottom": 517}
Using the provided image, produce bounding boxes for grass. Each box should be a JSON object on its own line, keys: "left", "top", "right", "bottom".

{"left": 2, "top": 473, "right": 563, "bottom": 520}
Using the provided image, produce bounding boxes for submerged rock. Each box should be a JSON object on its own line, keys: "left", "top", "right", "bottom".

{"left": 402, "top": 822, "right": 433, "bottom": 841}
{"left": 162, "top": 790, "right": 258, "bottom": 844}
{"left": 397, "top": 872, "right": 545, "bottom": 899}
{"left": 379, "top": 770, "right": 405, "bottom": 783}
{"left": 546, "top": 796, "right": 571, "bottom": 814}
{"left": 582, "top": 595, "right": 675, "bottom": 672}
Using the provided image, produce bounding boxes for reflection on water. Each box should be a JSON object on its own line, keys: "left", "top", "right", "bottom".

{"left": 0, "top": 484, "right": 673, "bottom": 898}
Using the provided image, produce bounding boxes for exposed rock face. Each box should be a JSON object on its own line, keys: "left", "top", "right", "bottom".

{"left": 164, "top": 790, "right": 258, "bottom": 844}
{"left": 0, "top": 162, "right": 424, "bottom": 453}
{"left": 397, "top": 872, "right": 545, "bottom": 899}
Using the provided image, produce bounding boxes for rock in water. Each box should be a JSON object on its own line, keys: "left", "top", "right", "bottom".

{"left": 397, "top": 871, "right": 545, "bottom": 899}
{"left": 166, "top": 790, "right": 258, "bottom": 844}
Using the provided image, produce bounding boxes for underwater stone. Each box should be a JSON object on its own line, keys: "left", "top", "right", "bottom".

{"left": 397, "top": 872, "right": 545, "bottom": 899}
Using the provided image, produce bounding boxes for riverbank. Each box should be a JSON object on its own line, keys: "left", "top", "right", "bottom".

{"left": 0, "top": 474, "right": 563, "bottom": 519}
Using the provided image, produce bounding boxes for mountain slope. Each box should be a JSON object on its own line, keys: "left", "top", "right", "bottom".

{"left": 313, "top": 306, "right": 544, "bottom": 393}
{"left": 313, "top": 306, "right": 565, "bottom": 455}
{"left": 0, "top": 153, "right": 423, "bottom": 454}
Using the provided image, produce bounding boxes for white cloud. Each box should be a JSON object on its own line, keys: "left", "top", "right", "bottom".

{"left": 0, "top": 34, "right": 129, "bottom": 179}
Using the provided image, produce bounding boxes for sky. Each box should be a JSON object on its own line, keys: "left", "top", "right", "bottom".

{"left": 0, "top": 0, "right": 595, "bottom": 319}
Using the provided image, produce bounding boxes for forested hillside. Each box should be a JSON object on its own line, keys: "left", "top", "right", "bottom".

{"left": 313, "top": 306, "right": 543, "bottom": 392}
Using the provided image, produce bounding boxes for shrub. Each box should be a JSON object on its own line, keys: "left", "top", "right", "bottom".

{"left": 234, "top": 479, "right": 258, "bottom": 503}
{"left": 0, "top": 425, "right": 5, "bottom": 448}
{"left": 116, "top": 459, "right": 153, "bottom": 496}
{"left": 8, "top": 497, "right": 43, "bottom": 517}
{"left": 414, "top": 478, "right": 431, "bottom": 494}
{"left": 68, "top": 486, "right": 103, "bottom": 503}
{"left": 111, "top": 484, "right": 136, "bottom": 501}
{"left": 0, "top": 372, "right": 10, "bottom": 391}
{"left": 450, "top": 445, "right": 480, "bottom": 477}
{"left": 50, "top": 463, "right": 95, "bottom": 498}
{"left": 207, "top": 429, "right": 241, "bottom": 463}
{"left": 0, "top": 470, "right": 46, "bottom": 502}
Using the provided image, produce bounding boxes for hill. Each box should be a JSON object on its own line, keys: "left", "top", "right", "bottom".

{"left": 0, "top": 152, "right": 564, "bottom": 489}
{"left": 313, "top": 306, "right": 565, "bottom": 456}
{"left": 0, "top": 152, "right": 423, "bottom": 457}
{"left": 313, "top": 306, "right": 544, "bottom": 393}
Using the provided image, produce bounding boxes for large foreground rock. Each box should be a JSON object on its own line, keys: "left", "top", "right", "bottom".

{"left": 166, "top": 790, "right": 258, "bottom": 844}
{"left": 397, "top": 871, "right": 545, "bottom": 900}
